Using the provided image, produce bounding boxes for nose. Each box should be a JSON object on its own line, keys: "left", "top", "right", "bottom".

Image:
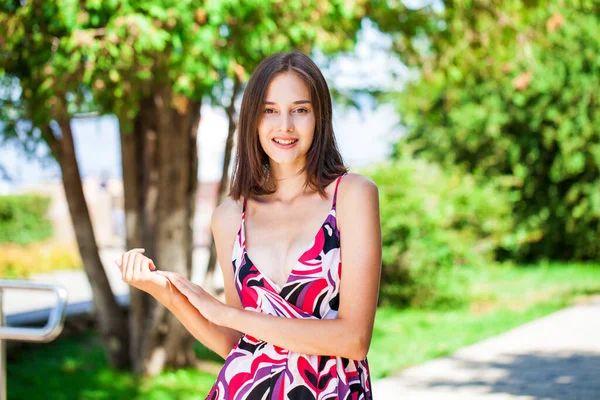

{"left": 279, "top": 113, "right": 294, "bottom": 133}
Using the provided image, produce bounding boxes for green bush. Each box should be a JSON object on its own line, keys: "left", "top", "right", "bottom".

{"left": 382, "top": 2, "right": 600, "bottom": 260}
{"left": 0, "top": 194, "right": 53, "bottom": 244}
{"left": 362, "top": 158, "right": 516, "bottom": 308}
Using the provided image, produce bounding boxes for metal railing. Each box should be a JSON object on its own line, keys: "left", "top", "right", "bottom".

{"left": 0, "top": 280, "right": 68, "bottom": 400}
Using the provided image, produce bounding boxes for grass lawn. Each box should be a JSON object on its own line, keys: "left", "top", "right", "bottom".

{"left": 7, "top": 335, "right": 221, "bottom": 399}
{"left": 7, "top": 262, "right": 600, "bottom": 399}
{"left": 369, "top": 261, "right": 600, "bottom": 378}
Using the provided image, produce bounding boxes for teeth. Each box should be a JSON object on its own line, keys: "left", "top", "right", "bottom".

{"left": 273, "top": 138, "right": 297, "bottom": 145}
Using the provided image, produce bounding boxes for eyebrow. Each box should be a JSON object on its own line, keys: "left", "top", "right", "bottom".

{"left": 264, "top": 100, "right": 312, "bottom": 105}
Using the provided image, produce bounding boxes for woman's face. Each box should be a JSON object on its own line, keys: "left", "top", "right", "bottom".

{"left": 257, "top": 72, "right": 316, "bottom": 168}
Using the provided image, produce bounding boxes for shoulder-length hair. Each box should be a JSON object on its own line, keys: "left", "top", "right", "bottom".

{"left": 229, "top": 50, "right": 348, "bottom": 201}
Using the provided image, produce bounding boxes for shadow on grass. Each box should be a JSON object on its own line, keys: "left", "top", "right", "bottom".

{"left": 7, "top": 330, "right": 220, "bottom": 400}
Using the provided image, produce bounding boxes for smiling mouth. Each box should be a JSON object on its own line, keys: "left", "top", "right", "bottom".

{"left": 272, "top": 138, "right": 299, "bottom": 145}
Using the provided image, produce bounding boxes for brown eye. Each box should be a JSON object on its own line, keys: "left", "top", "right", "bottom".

{"left": 295, "top": 108, "right": 308, "bottom": 114}
{"left": 264, "top": 108, "right": 275, "bottom": 114}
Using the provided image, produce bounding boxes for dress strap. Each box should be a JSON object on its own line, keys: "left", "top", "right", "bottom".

{"left": 332, "top": 172, "right": 346, "bottom": 209}
{"left": 238, "top": 196, "right": 247, "bottom": 243}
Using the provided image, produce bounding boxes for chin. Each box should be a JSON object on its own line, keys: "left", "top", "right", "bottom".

{"left": 270, "top": 157, "right": 299, "bottom": 165}
{"left": 267, "top": 153, "right": 306, "bottom": 165}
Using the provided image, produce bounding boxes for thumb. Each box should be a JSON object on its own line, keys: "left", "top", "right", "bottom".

{"left": 149, "top": 268, "right": 169, "bottom": 286}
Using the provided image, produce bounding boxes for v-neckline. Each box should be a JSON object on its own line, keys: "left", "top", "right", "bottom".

{"left": 243, "top": 208, "right": 333, "bottom": 292}
{"left": 241, "top": 179, "right": 340, "bottom": 292}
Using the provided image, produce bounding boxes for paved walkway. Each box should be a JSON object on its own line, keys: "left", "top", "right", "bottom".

{"left": 4, "top": 252, "right": 599, "bottom": 399}
{"left": 373, "top": 296, "right": 600, "bottom": 400}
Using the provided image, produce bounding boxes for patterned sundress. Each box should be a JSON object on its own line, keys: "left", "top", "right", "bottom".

{"left": 206, "top": 173, "right": 373, "bottom": 399}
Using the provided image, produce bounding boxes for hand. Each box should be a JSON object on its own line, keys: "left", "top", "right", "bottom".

{"left": 155, "top": 270, "right": 228, "bottom": 325}
{"left": 115, "top": 248, "right": 172, "bottom": 301}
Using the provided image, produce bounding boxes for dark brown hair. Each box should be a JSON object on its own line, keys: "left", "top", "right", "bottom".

{"left": 229, "top": 50, "right": 348, "bottom": 201}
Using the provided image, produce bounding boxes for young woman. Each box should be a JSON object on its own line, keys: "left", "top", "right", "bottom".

{"left": 116, "top": 50, "right": 382, "bottom": 399}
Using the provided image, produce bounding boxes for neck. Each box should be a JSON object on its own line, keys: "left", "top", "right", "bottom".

{"left": 267, "top": 163, "right": 310, "bottom": 203}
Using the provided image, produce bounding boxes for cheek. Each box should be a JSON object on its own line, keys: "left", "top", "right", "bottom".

{"left": 257, "top": 119, "right": 268, "bottom": 135}
{"left": 299, "top": 114, "right": 314, "bottom": 127}
{"left": 298, "top": 115, "right": 316, "bottom": 137}
{"left": 258, "top": 117, "right": 276, "bottom": 134}
{"left": 257, "top": 123, "right": 272, "bottom": 151}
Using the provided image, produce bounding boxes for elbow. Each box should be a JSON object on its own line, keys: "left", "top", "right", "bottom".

{"left": 214, "top": 338, "right": 236, "bottom": 360}
{"left": 346, "top": 334, "right": 370, "bottom": 361}
{"left": 354, "top": 341, "right": 370, "bottom": 361}
{"left": 218, "top": 347, "right": 232, "bottom": 360}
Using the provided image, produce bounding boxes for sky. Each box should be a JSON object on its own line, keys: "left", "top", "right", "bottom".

{"left": 0, "top": 19, "right": 410, "bottom": 192}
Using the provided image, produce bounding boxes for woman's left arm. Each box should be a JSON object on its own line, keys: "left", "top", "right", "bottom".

{"left": 163, "top": 175, "right": 381, "bottom": 360}
{"left": 224, "top": 175, "right": 381, "bottom": 360}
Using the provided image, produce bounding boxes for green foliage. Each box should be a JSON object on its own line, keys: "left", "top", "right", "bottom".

{"left": 362, "top": 158, "right": 515, "bottom": 308}
{"left": 0, "top": 1, "right": 372, "bottom": 375}
{"left": 373, "top": 1, "right": 600, "bottom": 260}
{"left": 7, "top": 330, "right": 220, "bottom": 399}
{"left": 0, "top": 194, "right": 53, "bottom": 244}
{"left": 0, "top": 0, "right": 367, "bottom": 135}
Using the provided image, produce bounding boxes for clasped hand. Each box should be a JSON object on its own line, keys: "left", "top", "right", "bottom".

{"left": 115, "top": 248, "right": 227, "bottom": 325}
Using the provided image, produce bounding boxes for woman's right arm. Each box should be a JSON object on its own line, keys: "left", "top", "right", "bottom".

{"left": 159, "top": 197, "right": 243, "bottom": 359}
{"left": 117, "top": 197, "right": 245, "bottom": 360}
{"left": 156, "top": 197, "right": 246, "bottom": 359}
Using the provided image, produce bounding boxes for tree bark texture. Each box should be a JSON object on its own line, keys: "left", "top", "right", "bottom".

{"left": 121, "top": 89, "right": 202, "bottom": 376}
{"left": 55, "top": 114, "right": 130, "bottom": 369}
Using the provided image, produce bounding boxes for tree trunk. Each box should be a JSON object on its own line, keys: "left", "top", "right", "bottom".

{"left": 120, "top": 97, "right": 150, "bottom": 374}
{"left": 204, "top": 78, "right": 241, "bottom": 295}
{"left": 121, "top": 90, "right": 202, "bottom": 376}
{"left": 54, "top": 114, "right": 130, "bottom": 369}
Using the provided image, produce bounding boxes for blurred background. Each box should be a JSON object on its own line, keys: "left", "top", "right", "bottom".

{"left": 1, "top": 0, "right": 599, "bottom": 399}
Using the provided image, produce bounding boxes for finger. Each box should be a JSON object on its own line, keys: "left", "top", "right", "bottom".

{"left": 168, "top": 274, "right": 201, "bottom": 295}
{"left": 156, "top": 270, "right": 182, "bottom": 281}
{"left": 142, "top": 258, "right": 162, "bottom": 285}
{"left": 141, "top": 257, "right": 154, "bottom": 277}
{"left": 162, "top": 271, "right": 184, "bottom": 285}
{"left": 124, "top": 248, "right": 144, "bottom": 263}
{"left": 125, "top": 252, "right": 137, "bottom": 282}
{"left": 165, "top": 272, "right": 186, "bottom": 287}
{"left": 148, "top": 259, "right": 157, "bottom": 271}
{"left": 178, "top": 277, "right": 199, "bottom": 294}
{"left": 122, "top": 251, "right": 131, "bottom": 281}
{"left": 132, "top": 253, "right": 144, "bottom": 281}
{"left": 154, "top": 272, "right": 195, "bottom": 296}
{"left": 120, "top": 249, "right": 145, "bottom": 276}
{"left": 166, "top": 275, "right": 195, "bottom": 296}
{"left": 166, "top": 277, "right": 187, "bottom": 295}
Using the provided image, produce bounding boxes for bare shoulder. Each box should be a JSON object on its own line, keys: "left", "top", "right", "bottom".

{"left": 338, "top": 172, "right": 379, "bottom": 198}
{"left": 211, "top": 195, "right": 243, "bottom": 245}
{"left": 337, "top": 173, "right": 380, "bottom": 230}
